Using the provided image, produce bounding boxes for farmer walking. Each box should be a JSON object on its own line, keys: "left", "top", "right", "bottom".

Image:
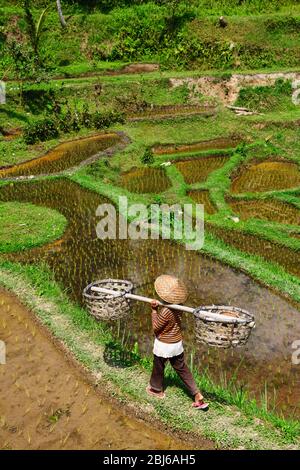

{"left": 146, "top": 275, "right": 209, "bottom": 410}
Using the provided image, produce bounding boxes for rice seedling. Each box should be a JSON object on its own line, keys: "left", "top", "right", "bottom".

{"left": 230, "top": 198, "right": 300, "bottom": 226}
{"left": 14, "top": 380, "right": 21, "bottom": 390}
{"left": 0, "top": 416, "right": 6, "bottom": 428}
{"left": 175, "top": 154, "right": 229, "bottom": 185}
{"left": 153, "top": 136, "right": 240, "bottom": 156}
{"left": 0, "top": 134, "right": 121, "bottom": 179}
{"left": 208, "top": 224, "right": 300, "bottom": 278}
{"left": 81, "top": 403, "right": 88, "bottom": 415}
{"left": 61, "top": 432, "right": 71, "bottom": 447}
{"left": 231, "top": 160, "right": 300, "bottom": 193}
{"left": 119, "top": 167, "right": 171, "bottom": 194}
{"left": 188, "top": 190, "right": 216, "bottom": 214}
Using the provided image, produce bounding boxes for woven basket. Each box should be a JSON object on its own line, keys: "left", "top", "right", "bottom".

{"left": 194, "top": 305, "right": 255, "bottom": 348}
{"left": 83, "top": 279, "right": 133, "bottom": 321}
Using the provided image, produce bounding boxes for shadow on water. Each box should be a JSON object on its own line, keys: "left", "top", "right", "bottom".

{"left": 0, "top": 178, "right": 300, "bottom": 416}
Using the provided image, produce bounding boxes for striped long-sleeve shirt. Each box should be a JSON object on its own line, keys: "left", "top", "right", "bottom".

{"left": 151, "top": 307, "right": 182, "bottom": 344}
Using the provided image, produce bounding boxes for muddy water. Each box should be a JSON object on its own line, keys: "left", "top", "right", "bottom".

{"left": 153, "top": 137, "right": 241, "bottom": 156}
{"left": 120, "top": 167, "right": 171, "bottom": 194}
{"left": 175, "top": 155, "right": 229, "bottom": 185}
{"left": 231, "top": 160, "right": 300, "bottom": 194}
{"left": 0, "top": 289, "right": 196, "bottom": 450}
{"left": 0, "top": 179, "right": 300, "bottom": 416}
{"left": 0, "top": 133, "right": 121, "bottom": 179}
{"left": 229, "top": 198, "right": 300, "bottom": 226}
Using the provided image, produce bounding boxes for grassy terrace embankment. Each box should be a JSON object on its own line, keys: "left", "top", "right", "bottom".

{"left": 1, "top": 0, "right": 300, "bottom": 77}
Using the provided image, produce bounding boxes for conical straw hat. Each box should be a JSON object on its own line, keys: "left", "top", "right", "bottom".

{"left": 154, "top": 275, "right": 188, "bottom": 304}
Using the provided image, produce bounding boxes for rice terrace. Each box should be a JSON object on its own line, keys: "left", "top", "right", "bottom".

{"left": 1, "top": 0, "right": 300, "bottom": 456}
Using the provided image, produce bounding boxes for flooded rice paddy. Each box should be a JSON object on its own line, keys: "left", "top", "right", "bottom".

{"left": 153, "top": 137, "right": 240, "bottom": 156}
{"left": 229, "top": 198, "right": 300, "bottom": 226}
{"left": 0, "top": 289, "right": 195, "bottom": 450}
{"left": 209, "top": 224, "right": 300, "bottom": 278}
{"left": 119, "top": 167, "right": 171, "bottom": 193}
{"left": 175, "top": 154, "right": 229, "bottom": 185}
{"left": 231, "top": 160, "right": 300, "bottom": 194}
{"left": 1, "top": 178, "right": 300, "bottom": 416}
{"left": 0, "top": 133, "right": 121, "bottom": 179}
{"left": 188, "top": 190, "right": 216, "bottom": 214}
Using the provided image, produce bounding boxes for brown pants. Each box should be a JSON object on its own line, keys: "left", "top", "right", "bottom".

{"left": 150, "top": 352, "right": 199, "bottom": 397}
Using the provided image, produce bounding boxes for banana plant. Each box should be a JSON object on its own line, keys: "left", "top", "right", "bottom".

{"left": 23, "top": 1, "right": 50, "bottom": 64}
{"left": 35, "top": 6, "right": 50, "bottom": 50}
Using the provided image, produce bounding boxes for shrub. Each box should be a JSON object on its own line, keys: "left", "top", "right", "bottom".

{"left": 80, "top": 104, "right": 94, "bottom": 129}
{"left": 235, "top": 79, "right": 293, "bottom": 112}
{"left": 141, "top": 148, "right": 154, "bottom": 165}
{"left": 93, "top": 110, "right": 125, "bottom": 129}
{"left": 23, "top": 109, "right": 125, "bottom": 145}
{"left": 23, "top": 117, "right": 59, "bottom": 144}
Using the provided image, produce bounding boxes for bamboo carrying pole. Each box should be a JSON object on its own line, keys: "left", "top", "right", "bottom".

{"left": 91, "top": 286, "right": 249, "bottom": 324}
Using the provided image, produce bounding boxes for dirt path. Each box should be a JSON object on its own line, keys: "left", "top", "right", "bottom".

{"left": 170, "top": 71, "right": 300, "bottom": 105}
{"left": 0, "top": 289, "right": 197, "bottom": 450}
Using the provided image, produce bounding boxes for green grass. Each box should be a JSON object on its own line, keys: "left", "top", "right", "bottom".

{"left": 0, "top": 201, "right": 67, "bottom": 253}
{"left": 235, "top": 78, "right": 297, "bottom": 112}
